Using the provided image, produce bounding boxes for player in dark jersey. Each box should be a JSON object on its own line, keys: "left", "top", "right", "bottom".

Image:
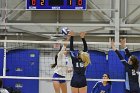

{"left": 111, "top": 38, "right": 139, "bottom": 93}
{"left": 91, "top": 74, "right": 111, "bottom": 93}
{"left": 69, "top": 31, "right": 90, "bottom": 93}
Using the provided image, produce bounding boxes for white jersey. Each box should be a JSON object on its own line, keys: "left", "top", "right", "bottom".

{"left": 54, "top": 45, "right": 72, "bottom": 76}
{"left": 0, "top": 88, "right": 9, "bottom": 93}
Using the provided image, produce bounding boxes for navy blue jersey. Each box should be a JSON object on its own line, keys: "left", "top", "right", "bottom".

{"left": 92, "top": 82, "right": 111, "bottom": 93}
{"left": 70, "top": 36, "right": 88, "bottom": 75}
{"left": 115, "top": 48, "right": 139, "bottom": 91}
{"left": 70, "top": 36, "right": 88, "bottom": 88}
{"left": 70, "top": 55, "right": 86, "bottom": 75}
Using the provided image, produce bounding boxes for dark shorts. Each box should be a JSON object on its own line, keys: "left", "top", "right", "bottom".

{"left": 52, "top": 73, "right": 66, "bottom": 83}
{"left": 71, "top": 74, "right": 87, "bottom": 88}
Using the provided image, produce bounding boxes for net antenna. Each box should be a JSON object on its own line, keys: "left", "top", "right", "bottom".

{"left": 3, "top": 0, "right": 8, "bottom": 77}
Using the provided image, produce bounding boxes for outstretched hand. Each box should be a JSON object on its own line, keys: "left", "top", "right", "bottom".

{"left": 69, "top": 31, "right": 75, "bottom": 36}
{"left": 120, "top": 38, "right": 126, "bottom": 48}
{"left": 110, "top": 39, "right": 116, "bottom": 51}
{"left": 80, "top": 32, "right": 86, "bottom": 38}
{"left": 64, "top": 37, "right": 70, "bottom": 46}
{"left": 66, "top": 34, "right": 70, "bottom": 41}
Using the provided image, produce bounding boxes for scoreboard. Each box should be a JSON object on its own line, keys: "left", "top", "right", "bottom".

{"left": 26, "top": 0, "right": 86, "bottom": 10}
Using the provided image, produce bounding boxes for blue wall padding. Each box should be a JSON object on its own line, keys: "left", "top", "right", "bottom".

{"left": 108, "top": 50, "right": 125, "bottom": 93}
{"left": 4, "top": 49, "right": 39, "bottom": 93}
{"left": 3, "top": 79, "right": 38, "bottom": 93}
{"left": 86, "top": 50, "right": 109, "bottom": 93}
{"left": 110, "top": 82, "right": 125, "bottom": 93}
{"left": 132, "top": 51, "right": 140, "bottom": 59}
{"left": 108, "top": 50, "right": 125, "bottom": 79}
{"left": 6, "top": 49, "right": 39, "bottom": 77}
{"left": 0, "top": 49, "right": 4, "bottom": 75}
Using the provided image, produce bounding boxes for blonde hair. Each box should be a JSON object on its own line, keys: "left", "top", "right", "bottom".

{"left": 80, "top": 51, "right": 91, "bottom": 67}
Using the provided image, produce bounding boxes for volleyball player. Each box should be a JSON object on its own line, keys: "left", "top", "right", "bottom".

{"left": 111, "top": 38, "right": 139, "bottom": 93}
{"left": 51, "top": 36, "right": 72, "bottom": 93}
{"left": 91, "top": 74, "right": 111, "bottom": 93}
{"left": 69, "top": 31, "right": 90, "bottom": 93}
{"left": 0, "top": 79, "right": 9, "bottom": 93}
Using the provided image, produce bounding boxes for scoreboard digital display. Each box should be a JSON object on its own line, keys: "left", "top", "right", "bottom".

{"left": 26, "top": 0, "right": 86, "bottom": 10}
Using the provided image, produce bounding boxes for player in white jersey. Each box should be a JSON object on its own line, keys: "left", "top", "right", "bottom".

{"left": 51, "top": 35, "right": 72, "bottom": 93}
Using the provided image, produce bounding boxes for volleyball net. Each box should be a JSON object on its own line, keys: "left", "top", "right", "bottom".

{"left": 0, "top": 40, "right": 139, "bottom": 80}
{"left": 0, "top": 40, "right": 139, "bottom": 93}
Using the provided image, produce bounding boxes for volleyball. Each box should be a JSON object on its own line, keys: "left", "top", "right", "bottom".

{"left": 61, "top": 27, "right": 70, "bottom": 35}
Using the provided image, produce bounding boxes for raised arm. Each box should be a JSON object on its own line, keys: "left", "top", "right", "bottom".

{"left": 111, "top": 39, "right": 128, "bottom": 66}
{"left": 80, "top": 32, "right": 88, "bottom": 52}
{"left": 69, "top": 31, "right": 74, "bottom": 51}
{"left": 70, "top": 36, "right": 74, "bottom": 51}
{"left": 69, "top": 31, "right": 76, "bottom": 58}
{"left": 120, "top": 38, "right": 131, "bottom": 57}
{"left": 56, "top": 36, "right": 70, "bottom": 67}
{"left": 115, "top": 50, "right": 125, "bottom": 61}
{"left": 57, "top": 35, "right": 70, "bottom": 56}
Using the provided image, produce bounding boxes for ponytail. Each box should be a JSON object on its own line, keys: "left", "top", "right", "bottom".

{"left": 51, "top": 54, "right": 58, "bottom": 68}
{"left": 80, "top": 52, "right": 90, "bottom": 67}
{"left": 51, "top": 45, "right": 62, "bottom": 68}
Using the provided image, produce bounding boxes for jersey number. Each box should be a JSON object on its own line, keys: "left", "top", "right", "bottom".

{"left": 132, "top": 69, "right": 136, "bottom": 75}
{"left": 76, "top": 62, "right": 84, "bottom": 67}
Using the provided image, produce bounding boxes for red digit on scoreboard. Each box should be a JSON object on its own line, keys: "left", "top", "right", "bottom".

{"left": 78, "top": 0, "right": 82, "bottom": 6}
{"left": 31, "top": 0, "right": 36, "bottom": 6}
